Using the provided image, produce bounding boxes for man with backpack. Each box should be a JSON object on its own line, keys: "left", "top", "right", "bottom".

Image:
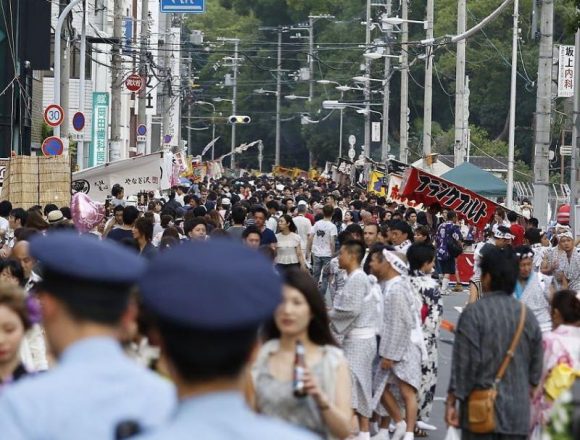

{"left": 435, "top": 210, "right": 463, "bottom": 295}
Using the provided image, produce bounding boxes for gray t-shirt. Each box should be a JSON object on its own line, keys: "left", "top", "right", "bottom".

{"left": 227, "top": 225, "right": 245, "bottom": 241}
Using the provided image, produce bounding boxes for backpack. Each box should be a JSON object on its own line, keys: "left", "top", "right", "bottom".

{"left": 446, "top": 235, "right": 463, "bottom": 258}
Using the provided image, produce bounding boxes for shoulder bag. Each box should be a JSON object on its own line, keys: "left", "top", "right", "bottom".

{"left": 467, "top": 304, "right": 527, "bottom": 434}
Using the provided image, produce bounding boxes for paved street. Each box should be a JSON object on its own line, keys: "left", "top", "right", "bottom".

{"left": 427, "top": 289, "right": 468, "bottom": 440}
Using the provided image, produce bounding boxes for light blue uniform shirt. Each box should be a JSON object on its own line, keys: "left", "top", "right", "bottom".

{"left": 135, "top": 391, "right": 319, "bottom": 440}
{"left": 0, "top": 337, "right": 176, "bottom": 440}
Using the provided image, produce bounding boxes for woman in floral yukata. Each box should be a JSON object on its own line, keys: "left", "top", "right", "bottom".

{"left": 407, "top": 243, "right": 442, "bottom": 437}
{"left": 530, "top": 289, "right": 580, "bottom": 438}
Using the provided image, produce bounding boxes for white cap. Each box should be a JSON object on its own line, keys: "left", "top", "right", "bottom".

{"left": 297, "top": 200, "right": 308, "bottom": 206}
{"left": 222, "top": 198, "right": 231, "bottom": 205}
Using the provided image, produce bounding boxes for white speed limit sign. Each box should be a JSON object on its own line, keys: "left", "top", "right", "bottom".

{"left": 44, "top": 104, "right": 65, "bottom": 128}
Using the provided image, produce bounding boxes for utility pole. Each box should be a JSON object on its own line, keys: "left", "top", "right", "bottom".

{"left": 422, "top": 0, "right": 434, "bottom": 162}
{"left": 381, "top": 0, "right": 393, "bottom": 162}
{"left": 136, "top": 0, "right": 148, "bottom": 155}
{"left": 364, "top": 0, "right": 372, "bottom": 157}
{"left": 308, "top": 16, "right": 314, "bottom": 103}
{"left": 570, "top": 29, "right": 580, "bottom": 234}
{"left": 506, "top": 0, "right": 519, "bottom": 209}
{"left": 231, "top": 39, "right": 239, "bottom": 169}
{"left": 60, "top": 0, "right": 71, "bottom": 144}
{"left": 275, "top": 30, "right": 282, "bottom": 166}
{"left": 110, "top": 0, "right": 124, "bottom": 162}
{"left": 454, "top": 0, "right": 467, "bottom": 166}
{"left": 399, "top": 0, "right": 409, "bottom": 164}
{"left": 308, "top": 16, "right": 314, "bottom": 168}
{"left": 77, "top": 0, "right": 86, "bottom": 169}
{"left": 161, "top": 13, "right": 171, "bottom": 151}
{"left": 532, "top": 0, "right": 554, "bottom": 228}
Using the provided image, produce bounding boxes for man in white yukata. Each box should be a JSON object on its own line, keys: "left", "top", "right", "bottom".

{"left": 329, "top": 240, "right": 377, "bottom": 440}
{"left": 370, "top": 249, "right": 425, "bottom": 440}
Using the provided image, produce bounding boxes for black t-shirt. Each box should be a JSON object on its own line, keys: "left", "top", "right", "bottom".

{"left": 260, "top": 228, "right": 278, "bottom": 246}
{"left": 107, "top": 228, "right": 134, "bottom": 242}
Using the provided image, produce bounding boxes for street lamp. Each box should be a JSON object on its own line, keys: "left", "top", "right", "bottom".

{"left": 212, "top": 97, "right": 233, "bottom": 103}
{"left": 195, "top": 101, "right": 217, "bottom": 160}
{"left": 254, "top": 88, "right": 278, "bottom": 96}
{"left": 353, "top": 75, "right": 386, "bottom": 85}
{"left": 356, "top": 108, "right": 383, "bottom": 118}
{"left": 381, "top": 15, "right": 428, "bottom": 29}
{"left": 317, "top": 80, "right": 349, "bottom": 157}
{"left": 363, "top": 52, "right": 402, "bottom": 62}
{"left": 254, "top": 88, "right": 282, "bottom": 166}
{"left": 316, "top": 79, "right": 340, "bottom": 86}
{"left": 285, "top": 94, "right": 310, "bottom": 100}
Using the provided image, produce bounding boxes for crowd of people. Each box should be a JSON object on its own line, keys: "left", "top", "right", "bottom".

{"left": 0, "top": 174, "right": 578, "bottom": 440}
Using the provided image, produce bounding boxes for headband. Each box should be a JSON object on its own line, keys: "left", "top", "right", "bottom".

{"left": 382, "top": 249, "right": 409, "bottom": 275}
{"left": 494, "top": 230, "right": 514, "bottom": 240}
{"left": 557, "top": 230, "right": 574, "bottom": 240}
{"left": 515, "top": 250, "right": 534, "bottom": 260}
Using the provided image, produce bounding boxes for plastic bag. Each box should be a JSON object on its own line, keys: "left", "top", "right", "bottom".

{"left": 444, "top": 427, "right": 461, "bottom": 440}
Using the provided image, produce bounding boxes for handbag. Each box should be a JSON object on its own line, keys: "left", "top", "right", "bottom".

{"left": 467, "top": 304, "right": 527, "bottom": 434}
{"left": 447, "top": 236, "right": 463, "bottom": 258}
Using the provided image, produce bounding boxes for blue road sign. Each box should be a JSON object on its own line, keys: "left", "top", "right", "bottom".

{"left": 137, "top": 124, "right": 147, "bottom": 136}
{"left": 160, "top": 0, "right": 205, "bottom": 14}
{"left": 41, "top": 137, "right": 64, "bottom": 157}
{"left": 72, "top": 112, "right": 85, "bottom": 132}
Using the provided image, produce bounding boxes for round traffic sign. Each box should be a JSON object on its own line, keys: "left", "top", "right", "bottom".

{"left": 348, "top": 135, "right": 356, "bottom": 147}
{"left": 41, "top": 137, "right": 64, "bottom": 156}
{"left": 348, "top": 148, "right": 356, "bottom": 160}
{"left": 163, "top": 134, "right": 172, "bottom": 144}
{"left": 125, "top": 74, "right": 144, "bottom": 92}
{"left": 137, "top": 124, "right": 147, "bottom": 136}
{"left": 44, "top": 104, "right": 65, "bottom": 128}
{"left": 72, "top": 112, "right": 85, "bottom": 132}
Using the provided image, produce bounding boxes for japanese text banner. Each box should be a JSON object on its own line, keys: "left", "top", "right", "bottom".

{"left": 400, "top": 167, "right": 497, "bottom": 228}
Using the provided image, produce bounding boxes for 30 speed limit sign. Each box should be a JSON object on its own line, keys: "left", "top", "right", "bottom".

{"left": 44, "top": 104, "right": 65, "bottom": 128}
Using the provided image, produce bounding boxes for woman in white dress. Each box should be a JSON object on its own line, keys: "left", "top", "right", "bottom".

{"left": 275, "top": 215, "right": 306, "bottom": 271}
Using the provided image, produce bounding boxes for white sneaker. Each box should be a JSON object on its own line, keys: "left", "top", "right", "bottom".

{"left": 402, "top": 433, "right": 414, "bottom": 440}
{"left": 356, "top": 432, "right": 371, "bottom": 440}
{"left": 416, "top": 421, "right": 437, "bottom": 431}
{"left": 391, "top": 421, "right": 407, "bottom": 440}
{"left": 371, "top": 429, "right": 391, "bottom": 440}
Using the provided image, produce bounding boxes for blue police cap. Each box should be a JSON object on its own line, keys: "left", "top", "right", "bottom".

{"left": 29, "top": 231, "right": 146, "bottom": 284}
{"left": 139, "top": 240, "right": 282, "bottom": 329}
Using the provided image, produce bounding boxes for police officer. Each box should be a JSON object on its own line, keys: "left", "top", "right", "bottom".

{"left": 134, "top": 240, "right": 317, "bottom": 440}
{"left": 0, "top": 232, "right": 176, "bottom": 439}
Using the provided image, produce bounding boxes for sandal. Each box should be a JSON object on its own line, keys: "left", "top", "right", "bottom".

{"left": 414, "top": 427, "right": 428, "bottom": 437}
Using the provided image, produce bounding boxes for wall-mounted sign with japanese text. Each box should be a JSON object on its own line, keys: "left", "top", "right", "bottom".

{"left": 73, "top": 153, "right": 164, "bottom": 202}
{"left": 90, "top": 92, "right": 109, "bottom": 167}
{"left": 558, "top": 45, "right": 575, "bottom": 98}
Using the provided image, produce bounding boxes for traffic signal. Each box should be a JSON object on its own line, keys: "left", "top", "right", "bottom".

{"left": 228, "top": 115, "right": 251, "bottom": 124}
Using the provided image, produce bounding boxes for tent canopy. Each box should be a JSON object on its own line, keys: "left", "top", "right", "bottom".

{"left": 441, "top": 162, "right": 507, "bottom": 198}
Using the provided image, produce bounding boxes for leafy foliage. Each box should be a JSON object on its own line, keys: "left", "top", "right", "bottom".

{"left": 181, "top": 0, "right": 577, "bottom": 176}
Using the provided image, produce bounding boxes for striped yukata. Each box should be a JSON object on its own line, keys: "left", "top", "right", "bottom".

{"left": 328, "top": 268, "right": 377, "bottom": 418}
{"left": 544, "top": 246, "right": 580, "bottom": 290}
{"left": 372, "top": 275, "right": 424, "bottom": 415}
{"left": 517, "top": 273, "right": 552, "bottom": 333}
{"left": 449, "top": 292, "right": 543, "bottom": 440}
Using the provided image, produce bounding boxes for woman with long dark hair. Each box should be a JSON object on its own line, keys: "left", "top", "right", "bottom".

{"left": 0, "top": 285, "right": 32, "bottom": 393}
{"left": 275, "top": 215, "right": 306, "bottom": 271}
{"left": 248, "top": 269, "right": 352, "bottom": 439}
